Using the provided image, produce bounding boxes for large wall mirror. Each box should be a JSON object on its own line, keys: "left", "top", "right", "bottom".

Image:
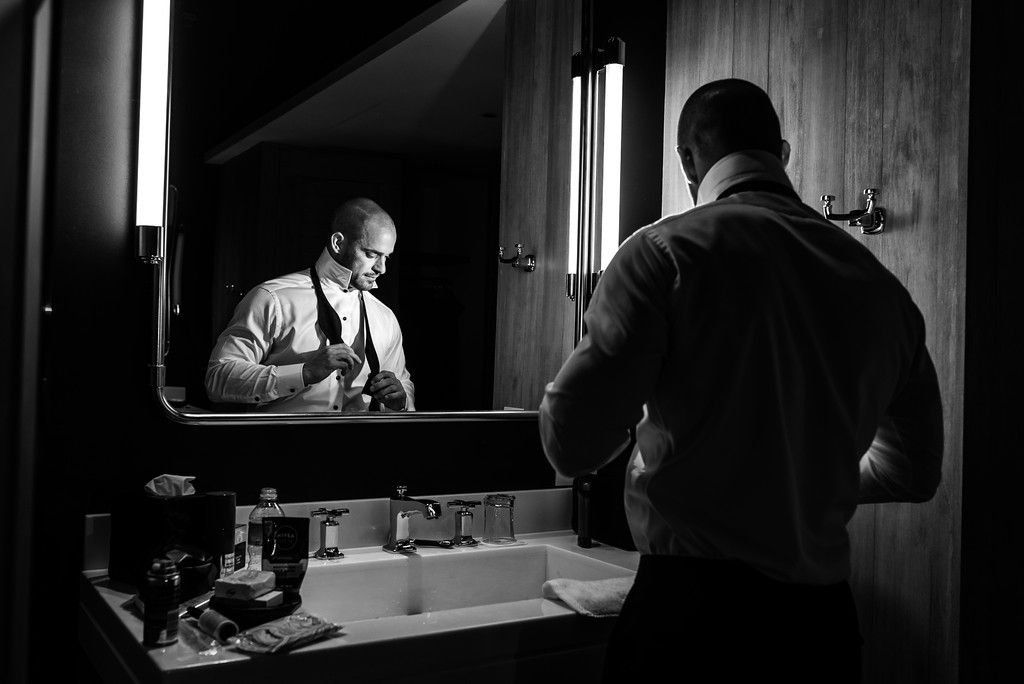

{"left": 158, "top": 0, "right": 581, "bottom": 424}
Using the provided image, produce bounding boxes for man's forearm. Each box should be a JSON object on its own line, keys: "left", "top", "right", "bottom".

{"left": 539, "top": 389, "right": 634, "bottom": 479}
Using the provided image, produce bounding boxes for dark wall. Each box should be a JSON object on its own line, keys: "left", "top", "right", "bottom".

{"left": 1, "top": 3, "right": 28, "bottom": 680}
{"left": 962, "top": 1, "right": 1024, "bottom": 681}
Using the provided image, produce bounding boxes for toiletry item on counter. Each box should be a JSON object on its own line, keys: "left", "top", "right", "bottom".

{"left": 214, "top": 589, "right": 285, "bottom": 610}
{"left": 247, "top": 487, "right": 284, "bottom": 569}
{"left": 261, "top": 516, "right": 309, "bottom": 593}
{"left": 141, "top": 557, "right": 181, "bottom": 647}
{"left": 209, "top": 570, "right": 300, "bottom": 629}
{"left": 233, "top": 524, "right": 246, "bottom": 572}
{"left": 163, "top": 545, "right": 218, "bottom": 599}
{"left": 234, "top": 612, "right": 343, "bottom": 654}
{"left": 213, "top": 569, "right": 276, "bottom": 601}
{"left": 186, "top": 605, "right": 239, "bottom": 642}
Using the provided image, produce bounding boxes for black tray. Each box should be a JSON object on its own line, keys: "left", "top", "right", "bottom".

{"left": 208, "top": 592, "right": 302, "bottom": 630}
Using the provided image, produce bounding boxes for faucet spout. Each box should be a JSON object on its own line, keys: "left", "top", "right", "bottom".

{"left": 384, "top": 485, "right": 447, "bottom": 553}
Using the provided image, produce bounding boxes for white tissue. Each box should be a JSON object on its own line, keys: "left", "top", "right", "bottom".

{"left": 144, "top": 474, "right": 197, "bottom": 496}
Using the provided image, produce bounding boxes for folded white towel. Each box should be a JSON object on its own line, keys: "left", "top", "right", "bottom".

{"left": 541, "top": 575, "right": 635, "bottom": 617}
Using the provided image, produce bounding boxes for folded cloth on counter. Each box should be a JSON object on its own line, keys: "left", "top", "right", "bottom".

{"left": 541, "top": 575, "right": 635, "bottom": 617}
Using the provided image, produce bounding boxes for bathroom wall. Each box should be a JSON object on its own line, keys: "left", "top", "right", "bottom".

{"left": 662, "top": 1, "right": 968, "bottom": 681}
{"left": 491, "top": 0, "right": 578, "bottom": 411}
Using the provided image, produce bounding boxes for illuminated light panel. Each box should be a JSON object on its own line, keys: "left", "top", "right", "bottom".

{"left": 135, "top": 0, "right": 172, "bottom": 229}
{"left": 568, "top": 74, "right": 582, "bottom": 278}
{"left": 597, "top": 63, "right": 622, "bottom": 273}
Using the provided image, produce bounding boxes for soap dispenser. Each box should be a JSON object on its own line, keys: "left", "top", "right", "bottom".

{"left": 311, "top": 508, "right": 350, "bottom": 559}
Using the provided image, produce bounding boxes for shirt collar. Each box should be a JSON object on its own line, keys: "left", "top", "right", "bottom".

{"left": 315, "top": 247, "right": 354, "bottom": 291}
{"left": 695, "top": 149, "right": 794, "bottom": 207}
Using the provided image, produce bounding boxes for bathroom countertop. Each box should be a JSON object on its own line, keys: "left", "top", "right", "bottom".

{"left": 80, "top": 532, "right": 640, "bottom": 684}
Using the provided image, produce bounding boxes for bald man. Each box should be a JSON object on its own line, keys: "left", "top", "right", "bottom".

{"left": 540, "top": 80, "right": 942, "bottom": 681}
{"left": 206, "top": 198, "right": 414, "bottom": 413}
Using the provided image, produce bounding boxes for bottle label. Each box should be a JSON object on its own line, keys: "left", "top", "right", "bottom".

{"left": 247, "top": 521, "right": 261, "bottom": 546}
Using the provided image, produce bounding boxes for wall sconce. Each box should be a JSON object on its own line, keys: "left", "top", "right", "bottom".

{"left": 135, "top": 0, "right": 172, "bottom": 264}
{"left": 566, "top": 53, "right": 583, "bottom": 301}
{"left": 593, "top": 38, "right": 624, "bottom": 278}
{"left": 567, "top": 36, "right": 624, "bottom": 308}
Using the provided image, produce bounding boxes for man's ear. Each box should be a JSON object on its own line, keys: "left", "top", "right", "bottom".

{"left": 779, "top": 139, "right": 791, "bottom": 168}
{"left": 329, "top": 231, "right": 346, "bottom": 254}
{"left": 677, "top": 145, "right": 698, "bottom": 187}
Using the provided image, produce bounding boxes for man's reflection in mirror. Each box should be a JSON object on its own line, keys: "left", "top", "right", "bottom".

{"left": 205, "top": 198, "right": 415, "bottom": 412}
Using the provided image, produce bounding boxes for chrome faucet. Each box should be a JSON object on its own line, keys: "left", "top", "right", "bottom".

{"left": 383, "top": 485, "right": 451, "bottom": 553}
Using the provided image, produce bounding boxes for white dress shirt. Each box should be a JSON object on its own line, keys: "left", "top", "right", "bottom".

{"left": 540, "top": 150, "right": 943, "bottom": 584}
{"left": 206, "top": 248, "right": 415, "bottom": 412}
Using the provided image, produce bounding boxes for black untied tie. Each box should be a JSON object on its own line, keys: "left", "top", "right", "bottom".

{"left": 359, "top": 291, "right": 382, "bottom": 412}
{"left": 309, "top": 261, "right": 383, "bottom": 411}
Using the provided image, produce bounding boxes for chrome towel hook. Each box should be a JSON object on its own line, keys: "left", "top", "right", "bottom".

{"left": 820, "top": 188, "right": 886, "bottom": 234}
{"left": 498, "top": 243, "right": 537, "bottom": 272}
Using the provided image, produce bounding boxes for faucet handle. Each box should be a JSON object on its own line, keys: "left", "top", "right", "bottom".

{"left": 311, "top": 508, "right": 350, "bottom": 560}
{"left": 311, "top": 507, "right": 350, "bottom": 521}
{"left": 863, "top": 187, "right": 879, "bottom": 197}
{"left": 394, "top": 485, "right": 408, "bottom": 497}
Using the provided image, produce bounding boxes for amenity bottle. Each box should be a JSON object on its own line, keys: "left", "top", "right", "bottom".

{"left": 246, "top": 487, "right": 284, "bottom": 569}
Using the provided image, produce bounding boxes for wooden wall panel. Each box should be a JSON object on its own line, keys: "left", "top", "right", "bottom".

{"left": 492, "top": 0, "right": 577, "bottom": 411}
{"left": 853, "top": 2, "right": 967, "bottom": 681}
{"left": 767, "top": 0, "right": 848, "bottom": 205}
{"left": 663, "top": 2, "right": 967, "bottom": 681}
{"left": 662, "top": 0, "right": 735, "bottom": 215}
{"left": 732, "top": 0, "right": 771, "bottom": 84}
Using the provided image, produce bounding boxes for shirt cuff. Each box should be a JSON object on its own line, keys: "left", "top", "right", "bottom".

{"left": 276, "top": 363, "right": 306, "bottom": 397}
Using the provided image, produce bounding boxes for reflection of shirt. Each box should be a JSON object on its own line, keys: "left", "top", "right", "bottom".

{"left": 206, "top": 248, "right": 414, "bottom": 412}
{"left": 539, "top": 150, "right": 942, "bottom": 584}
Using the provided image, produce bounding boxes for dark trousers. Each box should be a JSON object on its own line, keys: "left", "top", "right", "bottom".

{"left": 602, "top": 555, "right": 862, "bottom": 683}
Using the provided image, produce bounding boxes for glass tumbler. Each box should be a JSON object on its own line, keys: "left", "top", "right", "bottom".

{"left": 482, "top": 493, "right": 517, "bottom": 544}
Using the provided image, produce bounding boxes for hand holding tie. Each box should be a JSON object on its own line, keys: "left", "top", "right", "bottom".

{"left": 302, "top": 344, "right": 362, "bottom": 386}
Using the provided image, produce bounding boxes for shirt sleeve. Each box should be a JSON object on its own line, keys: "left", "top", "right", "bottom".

{"left": 858, "top": 336, "right": 944, "bottom": 503}
{"left": 205, "top": 287, "right": 304, "bottom": 405}
{"left": 539, "top": 230, "right": 671, "bottom": 478}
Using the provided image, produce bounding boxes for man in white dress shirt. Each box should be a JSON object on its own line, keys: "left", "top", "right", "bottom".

{"left": 206, "top": 198, "right": 414, "bottom": 413}
{"left": 540, "top": 80, "right": 943, "bottom": 682}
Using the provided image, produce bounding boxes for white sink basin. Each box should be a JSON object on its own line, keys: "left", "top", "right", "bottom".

{"left": 302, "top": 542, "right": 633, "bottom": 623}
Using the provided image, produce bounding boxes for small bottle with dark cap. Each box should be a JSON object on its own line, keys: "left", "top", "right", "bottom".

{"left": 141, "top": 557, "right": 181, "bottom": 647}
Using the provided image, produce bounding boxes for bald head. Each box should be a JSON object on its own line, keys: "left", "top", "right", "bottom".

{"left": 330, "top": 197, "right": 395, "bottom": 242}
{"left": 328, "top": 198, "right": 397, "bottom": 290}
{"left": 675, "top": 79, "right": 789, "bottom": 200}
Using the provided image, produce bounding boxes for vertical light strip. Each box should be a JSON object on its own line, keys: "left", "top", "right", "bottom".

{"left": 135, "top": 0, "right": 172, "bottom": 230}
{"left": 598, "top": 62, "right": 622, "bottom": 273}
{"left": 567, "top": 74, "right": 582, "bottom": 281}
